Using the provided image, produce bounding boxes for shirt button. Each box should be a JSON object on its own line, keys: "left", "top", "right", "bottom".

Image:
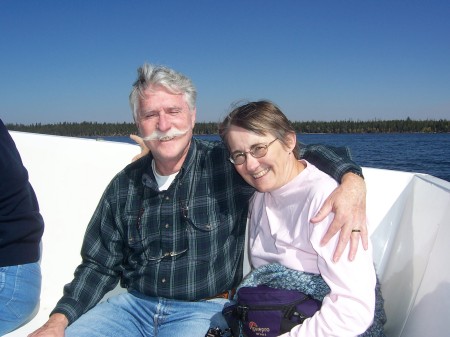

{"left": 165, "top": 223, "right": 170, "bottom": 229}
{"left": 161, "top": 278, "right": 166, "bottom": 283}
{"left": 165, "top": 196, "right": 170, "bottom": 201}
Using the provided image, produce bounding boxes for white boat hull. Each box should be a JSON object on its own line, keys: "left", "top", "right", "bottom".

{"left": 6, "top": 131, "right": 450, "bottom": 337}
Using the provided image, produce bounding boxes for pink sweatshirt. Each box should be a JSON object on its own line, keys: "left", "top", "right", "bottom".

{"left": 248, "top": 160, "right": 376, "bottom": 337}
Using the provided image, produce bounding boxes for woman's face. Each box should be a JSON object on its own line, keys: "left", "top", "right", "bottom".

{"left": 226, "top": 125, "right": 297, "bottom": 192}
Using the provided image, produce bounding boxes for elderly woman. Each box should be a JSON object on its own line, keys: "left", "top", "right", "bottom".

{"left": 219, "top": 101, "right": 383, "bottom": 336}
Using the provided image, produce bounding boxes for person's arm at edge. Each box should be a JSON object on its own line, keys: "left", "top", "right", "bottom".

{"left": 300, "top": 143, "right": 368, "bottom": 262}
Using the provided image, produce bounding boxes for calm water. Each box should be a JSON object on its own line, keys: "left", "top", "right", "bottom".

{"left": 297, "top": 133, "right": 450, "bottom": 182}
{"left": 102, "top": 133, "right": 450, "bottom": 182}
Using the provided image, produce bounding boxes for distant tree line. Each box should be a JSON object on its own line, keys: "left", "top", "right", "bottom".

{"left": 291, "top": 118, "right": 449, "bottom": 134}
{"left": 6, "top": 118, "right": 449, "bottom": 136}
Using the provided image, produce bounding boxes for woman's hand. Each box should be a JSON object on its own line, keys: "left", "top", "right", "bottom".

{"left": 130, "top": 134, "right": 149, "bottom": 162}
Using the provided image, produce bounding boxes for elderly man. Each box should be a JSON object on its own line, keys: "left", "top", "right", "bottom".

{"left": 30, "top": 63, "right": 367, "bottom": 337}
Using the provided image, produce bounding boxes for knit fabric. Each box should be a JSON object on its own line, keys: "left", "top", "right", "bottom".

{"left": 237, "top": 263, "right": 387, "bottom": 337}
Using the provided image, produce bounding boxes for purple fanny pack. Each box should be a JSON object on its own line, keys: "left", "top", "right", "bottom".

{"left": 222, "top": 285, "right": 321, "bottom": 337}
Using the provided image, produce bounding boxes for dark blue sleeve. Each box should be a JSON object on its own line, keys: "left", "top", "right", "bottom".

{"left": 299, "top": 143, "right": 363, "bottom": 183}
{"left": 0, "top": 119, "right": 45, "bottom": 266}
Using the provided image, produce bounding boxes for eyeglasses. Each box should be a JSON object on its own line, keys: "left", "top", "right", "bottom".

{"left": 135, "top": 206, "right": 188, "bottom": 261}
{"left": 229, "top": 138, "right": 278, "bottom": 165}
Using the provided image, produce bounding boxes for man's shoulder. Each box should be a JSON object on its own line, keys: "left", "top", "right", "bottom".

{"left": 192, "top": 138, "right": 228, "bottom": 159}
{"left": 193, "top": 137, "right": 224, "bottom": 149}
{"left": 190, "top": 138, "right": 242, "bottom": 182}
{"left": 108, "top": 156, "right": 148, "bottom": 188}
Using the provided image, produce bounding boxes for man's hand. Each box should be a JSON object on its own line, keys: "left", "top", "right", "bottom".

{"left": 28, "top": 313, "right": 68, "bottom": 337}
{"left": 130, "top": 134, "right": 149, "bottom": 162}
{"left": 311, "top": 172, "right": 368, "bottom": 262}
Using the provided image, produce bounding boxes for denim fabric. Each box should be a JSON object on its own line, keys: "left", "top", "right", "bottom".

{"left": 0, "top": 262, "right": 41, "bottom": 335}
{"left": 66, "top": 291, "right": 230, "bottom": 337}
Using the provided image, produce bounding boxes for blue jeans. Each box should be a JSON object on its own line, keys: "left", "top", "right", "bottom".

{"left": 0, "top": 262, "right": 41, "bottom": 335}
{"left": 66, "top": 291, "right": 230, "bottom": 337}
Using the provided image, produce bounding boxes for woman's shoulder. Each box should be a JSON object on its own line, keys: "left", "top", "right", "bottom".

{"left": 302, "top": 160, "right": 339, "bottom": 189}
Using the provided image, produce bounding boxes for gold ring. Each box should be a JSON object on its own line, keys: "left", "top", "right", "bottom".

{"left": 351, "top": 229, "right": 361, "bottom": 233}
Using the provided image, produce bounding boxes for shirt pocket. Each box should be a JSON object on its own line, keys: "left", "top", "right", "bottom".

{"left": 185, "top": 208, "right": 231, "bottom": 262}
{"left": 124, "top": 209, "right": 162, "bottom": 266}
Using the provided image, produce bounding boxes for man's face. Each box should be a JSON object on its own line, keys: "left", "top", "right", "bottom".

{"left": 136, "top": 85, "right": 196, "bottom": 168}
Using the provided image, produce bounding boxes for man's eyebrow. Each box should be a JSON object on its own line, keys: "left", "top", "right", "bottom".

{"left": 166, "top": 106, "right": 182, "bottom": 111}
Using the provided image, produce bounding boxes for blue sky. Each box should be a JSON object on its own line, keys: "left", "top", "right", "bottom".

{"left": 1, "top": 0, "right": 449, "bottom": 124}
